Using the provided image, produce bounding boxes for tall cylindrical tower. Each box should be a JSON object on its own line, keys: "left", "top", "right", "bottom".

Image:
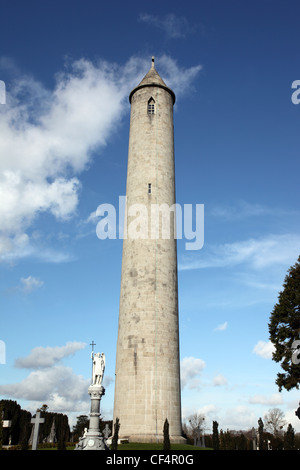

{"left": 113, "top": 58, "right": 184, "bottom": 443}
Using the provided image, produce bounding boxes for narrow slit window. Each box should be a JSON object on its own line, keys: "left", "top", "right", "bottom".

{"left": 148, "top": 97, "right": 155, "bottom": 115}
{"left": 148, "top": 183, "right": 152, "bottom": 194}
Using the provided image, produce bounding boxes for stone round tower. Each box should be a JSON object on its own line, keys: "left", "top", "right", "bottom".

{"left": 113, "top": 57, "right": 184, "bottom": 444}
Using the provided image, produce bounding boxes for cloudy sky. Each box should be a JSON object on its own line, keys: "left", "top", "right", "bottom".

{"left": 1, "top": 0, "right": 300, "bottom": 432}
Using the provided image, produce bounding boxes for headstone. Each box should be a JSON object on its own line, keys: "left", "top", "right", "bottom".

{"left": 3, "top": 420, "right": 12, "bottom": 428}
{"left": 3, "top": 420, "right": 12, "bottom": 446}
{"left": 103, "top": 424, "right": 110, "bottom": 440}
{"left": 2, "top": 410, "right": 12, "bottom": 446}
{"left": 251, "top": 427, "right": 257, "bottom": 451}
{"left": 31, "top": 410, "right": 45, "bottom": 450}
{"left": 48, "top": 418, "right": 56, "bottom": 443}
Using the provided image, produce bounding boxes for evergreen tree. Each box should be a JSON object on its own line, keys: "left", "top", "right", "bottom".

{"left": 0, "top": 399, "right": 32, "bottom": 446}
{"left": 225, "top": 430, "right": 235, "bottom": 450}
{"left": 212, "top": 420, "right": 219, "bottom": 450}
{"left": 236, "top": 433, "right": 247, "bottom": 450}
{"left": 163, "top": 418, "right": 171, "bottom": 450}
{"left": 111, "top": 417, "right": 120, "bottom": 450}
{"left": 284, "top": 423, "right": 295, "bottom": 450}
{"left": 268, "top": 255, "right": 300, "bottom": 391}
{"left": 257, "top": 417, "right": 267, "bottom": 450}
{"left": 219, "top": 430, "right": 225, "bottom": 450}
{"left": 72, "top": 415, "right": 89, "bottom": 442}
{"left": 219, "top": 429, "right": 234, "bottom": 450}
{"left": 56, "top": 414, "right": 69, "bottom": 450}
{"left": 20, "top": 409, "right": 31, "bottom": 450}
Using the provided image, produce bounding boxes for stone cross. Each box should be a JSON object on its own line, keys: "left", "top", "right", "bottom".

{"left": 31, "top": 411, "right": 45, "bottom": 450}
{"left": 90, "top": 341, "right": 96, "bottom": 382}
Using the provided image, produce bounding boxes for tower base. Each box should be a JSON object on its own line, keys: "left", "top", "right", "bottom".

{"left": 120, "top": 434, "right": 187, "bottom": 445}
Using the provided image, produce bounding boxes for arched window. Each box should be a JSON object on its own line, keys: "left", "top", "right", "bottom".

{"left": 147, "top": 97, "right": 155, "bottom": 115}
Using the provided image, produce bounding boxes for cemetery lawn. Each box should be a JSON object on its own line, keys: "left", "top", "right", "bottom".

{"left": 118, "top": 443, "right": 211, "bottom": 450}
{"left": 37, "top": 443, "right": 211, "bottom": 450}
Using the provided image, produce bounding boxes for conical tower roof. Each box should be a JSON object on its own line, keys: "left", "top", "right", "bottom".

{"left": 129, "top": 57, "right": 175, "bottom": 104}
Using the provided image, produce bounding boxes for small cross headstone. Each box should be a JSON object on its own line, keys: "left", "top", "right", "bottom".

{"left": 31, "top": 410, "right": 45, "bottom": 450}
{"left": 90, "top": 340, "right": 96, "bottom": 383}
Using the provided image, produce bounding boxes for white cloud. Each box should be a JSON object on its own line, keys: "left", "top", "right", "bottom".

{"left": 213, "top": 374, "right": 228, "bottom": 386}
{"left": 15, "top": 341, "right": 86, "bottom": 368}
{"left": 180, "top": 356, "right": 206, "bottom": 389}
{"left": 0, "top": 55, "right": 202, "bottom": 262}
{"left": 214, "top": 321, "right": 228, "bottom": 331}
{"left": 222, "top": 406, "right": 258, "bottom": 430}
{"left": 211, "top": 201, "right": 300, "bottom": 220}
{"left": 253, "top": 340, "right": 275, "bottom": 360}
{"left": 248, "top": 393, "right": 283, "bottom": 406}
{"left": 0, "top": 59, "right": 125, "bottom": 259}
{"left": 0, "top": 341, "right": 109, "bottom": 414}
{"left": 179, "top": 233, "right": 300, "bottom": 271}
{"left": 0, "top": 365, "right": 89, "bottom": 411}
{"left": 211, "top": 201, "right": 271, "bottom": 219}
{"left": 157, "top": 55, "right": 202, "bottom": 96}
{"left": 20, "top": 275, "right": 44, "bottom": 293}
{"left": 138, "top": 13, "right": 194, "bottom": 39}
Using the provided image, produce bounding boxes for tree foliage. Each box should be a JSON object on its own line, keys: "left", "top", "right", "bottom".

{"left": 72, "top": 415, "right": 89, "bottom": 442}
{"left": 111, "top": 417, "right": 120, "bottom": 450}
{"left": 36, "top": 408, "right": 70, "bottom": 445}
{"left": 0, "top": 399, "right": 32, "bottom": 446}
{"left": 257, "top": 417, "right": 268, "bottom": 450}
{"left": 268, "top": 255, "right": 300, "bottom": 391}
{"left": 185, "top": 412, "right": 206, "bottom": 444}
{"left": 219, "top": 429, "right": 235, "bottom": 450}
{"left": 284, "top": 423, "right": 295, "bottom": 450}
{"left": 163, "top": 418, "right": 171, "bottom": 450}
{"left": 212, "top": 421, "right": 219, "bottom": 450}
{"left": 263, "top": 408, "right": 286, "bottom": 437}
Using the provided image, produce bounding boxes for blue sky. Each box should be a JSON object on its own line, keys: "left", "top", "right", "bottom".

{"left": 1, "top": 0, "right": 300, "bottom": 434}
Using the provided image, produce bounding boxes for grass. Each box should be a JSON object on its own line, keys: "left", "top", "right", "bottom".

{"left": 118, "top": 442, "right": 211, "bottom": 450}
{"left": 26, "top": 442, "right": 212, "bottom": 451}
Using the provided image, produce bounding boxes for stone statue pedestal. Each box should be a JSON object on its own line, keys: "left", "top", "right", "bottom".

{"left": 75, "top": 384, "right": 108, "bottom": 450}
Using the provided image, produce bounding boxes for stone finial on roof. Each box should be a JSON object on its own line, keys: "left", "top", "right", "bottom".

{"left": 129, "top": 56, "right": 175, "bottom": 104}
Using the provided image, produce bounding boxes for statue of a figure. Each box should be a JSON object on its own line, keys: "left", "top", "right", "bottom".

{"left": 91, "top": 352, "right": 105, "bottom": 386}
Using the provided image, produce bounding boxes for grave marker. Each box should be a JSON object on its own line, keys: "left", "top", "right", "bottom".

{"left": 31, "top": 410, "right": 45, "bottom": 450}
